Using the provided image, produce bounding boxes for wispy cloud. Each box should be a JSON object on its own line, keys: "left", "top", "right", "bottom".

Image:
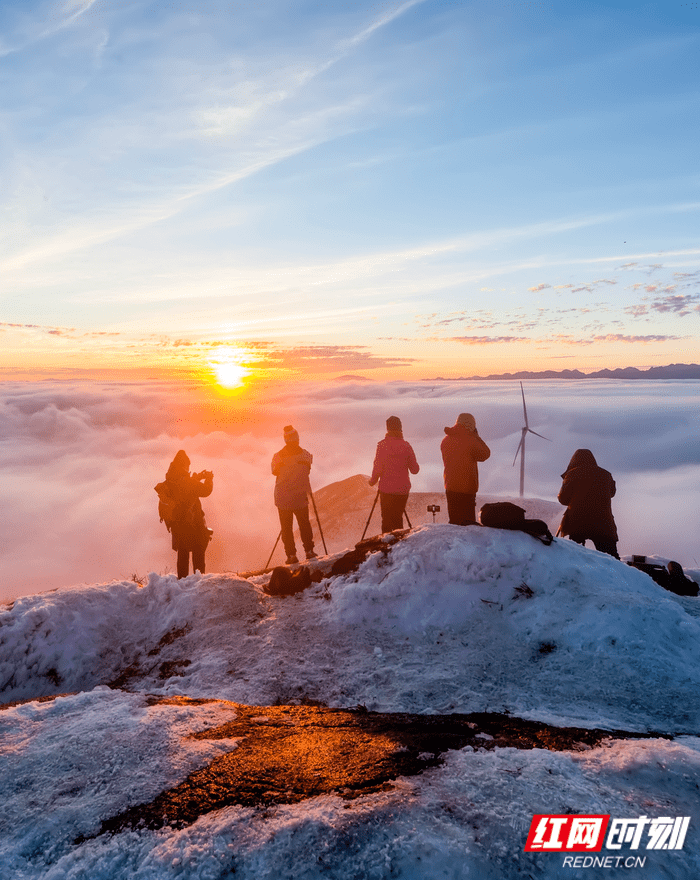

{"left": 289, "top": 0, "right": 430, "bottom": 88}
{"left": 450, "top": 336, "right": 531, "bottom": 345}
{"left": 625, "top": 293, "right": 700, "bottom": 317}
{"left": 251, "top": 344, "right": 415, "bottom": 373}
{"left": 0, "top": 0, "right": 99, "bottom": 57}
{"left": 650, "top": 294, "right": 698, "bottom": 314}
{"left": 551, "top": 333, "right": 685, "bottom": 345}
{"left": 53, "top": 0, "right": 98, "bottom": 31}
{"left": 0, "top": 321, "right": 123, "bottom": 338}
{"left": 1, "top": 2, "right": 430, "bottom": 273}
{"left": 449, "top": 332, "right": 686, "bottom": 348}
{"left": 0, "top": 323, "right": 415, "bottom": 377}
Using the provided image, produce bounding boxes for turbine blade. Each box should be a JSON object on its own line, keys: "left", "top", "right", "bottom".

{"left": 512, "top": 435, "right": 524, "bottom": 467}
{"left": 527, "top": 428, "right": 551, "bottom": 442}
{"left": 521, "top": 381, "right": 529, "bottom": 427}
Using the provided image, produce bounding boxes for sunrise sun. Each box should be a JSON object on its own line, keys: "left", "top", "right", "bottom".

{"left": 207, "top": 348, "right": 250, "bottom": 389}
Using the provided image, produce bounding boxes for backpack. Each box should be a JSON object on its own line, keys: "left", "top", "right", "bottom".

{"left": 264, "top": 565, "right": 312, "bottom": 597}
{"left": 627, "top": 557, "right": 699, "bottom": 597}
{"left": 154, "top": 480, "right": 177, "bottom": 532}
{"left": 479, "top": 502, "right": 554, "bottom": 545}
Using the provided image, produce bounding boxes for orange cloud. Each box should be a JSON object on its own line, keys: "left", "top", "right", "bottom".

{"left": 450, "top": 336, "right": 530, "bottom": 345}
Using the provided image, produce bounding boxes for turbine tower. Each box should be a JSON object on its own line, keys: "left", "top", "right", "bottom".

{"left": 513, "top": 382, "right": 551, "bottom": 497}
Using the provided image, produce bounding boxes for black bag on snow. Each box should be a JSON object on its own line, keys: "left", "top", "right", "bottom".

{"left": 667, "top": 560, "right": 699, "bottom": 596}
{"left": 627, "top": 557, "right": 699, "bottom": 597}
{"left": 479, "top": 502, "right": 554, "bottom": 545}
{"left": 264, "top": 565, "right": 312, "bottom": 597}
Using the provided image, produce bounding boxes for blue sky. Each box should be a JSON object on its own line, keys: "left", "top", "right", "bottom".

{"left": 1, "top": 0, "right": 699, "bottom": 379}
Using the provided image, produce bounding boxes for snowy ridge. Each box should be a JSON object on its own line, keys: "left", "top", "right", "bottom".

{"left": 3, "top": 526, "right": 699, "bottom": 731}
{"left": 2, "top": 525, "right": 700, "bottom": 878}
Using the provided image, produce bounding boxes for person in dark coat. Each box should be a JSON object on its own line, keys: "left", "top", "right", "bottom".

{"left": 271, "top": 425, "right": 316, "bottom": 564}
{"left": 558, "top": 448, "right": 618, "bottom": 557}
{"left": 369, "top": 415, "right": 420, "bottom": 533}
{"left": 440, "top": 413, "right": 491, "bottom": 525}
{"left": 164, "top": 450, "right": 213, "bottom": 578}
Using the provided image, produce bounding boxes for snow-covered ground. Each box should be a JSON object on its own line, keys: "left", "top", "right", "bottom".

{"left": 2, "top": 525, "right": 699, "bottom": 878}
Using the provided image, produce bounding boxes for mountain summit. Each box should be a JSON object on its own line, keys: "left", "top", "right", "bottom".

{"left": 2, "top": 524, "right": 699, "bottom": 877}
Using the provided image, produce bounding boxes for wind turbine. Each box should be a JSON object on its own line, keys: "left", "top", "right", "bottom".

{"left": 513, "top": 382, "right": 551, "bottom": 497}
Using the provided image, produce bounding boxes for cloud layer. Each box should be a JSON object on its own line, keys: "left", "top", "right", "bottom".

{"left": 1, "top": 378, "right": 698, "bottom": 602}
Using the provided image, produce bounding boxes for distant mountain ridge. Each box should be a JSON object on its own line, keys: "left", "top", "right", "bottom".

{"left": 427, "top": 363, "right": 700, "bottom": 381}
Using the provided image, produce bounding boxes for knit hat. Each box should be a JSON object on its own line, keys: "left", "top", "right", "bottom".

{"left": 283, "top": 425, "right": 299, "bottom": 444}
{"left": 455, "top": 413, "right": 476, "bottom": 431}
{"left": 386, "top": 415, "right": 402, "bottom": 432}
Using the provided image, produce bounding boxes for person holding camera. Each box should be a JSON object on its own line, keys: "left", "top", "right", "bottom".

{"left": 441, "top": 412, "right": 490, "bottom": 525}
{"left": 369, "top": 415, "right": 420, "bottom": 533}
{"left": 162, "top": 450, "right": 214, "bottom": 578}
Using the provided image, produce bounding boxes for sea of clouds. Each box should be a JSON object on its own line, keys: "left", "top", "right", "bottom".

{"left": 1, "top": 377, "right": 698, "bottom": 602}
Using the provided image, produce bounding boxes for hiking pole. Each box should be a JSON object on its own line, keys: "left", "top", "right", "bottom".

{"left": 309, "top": 490, "right": 328, "bottom": 556}
{"left": 403, "top": 508, "right": 413, "bottom": 529}
{"left": 361, "top": 489, "right": 380, "bottom": 541}
{"left": 265, "top": 530, "right": 282, "bottom": 571}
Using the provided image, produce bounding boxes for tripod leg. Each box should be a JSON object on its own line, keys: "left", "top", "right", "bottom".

{"left": 265, "top": 530, "right": 282, "bottom": 570}
{"left": 361, "top": 490, "right": 380, "bottom": 541}
{"left": 309, "top": 491, "right": 328, "bottom": 555}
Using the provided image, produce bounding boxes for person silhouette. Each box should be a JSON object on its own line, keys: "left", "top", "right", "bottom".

{"left": 368, "top": 415, "right": 419, "bottom": 532}
{"left": 162, "top": 450, "right": 214, "bottom": 578}
{"left": 271, "top": 426, "right": 316, "bottom": 564}
{"left": 558, "top": 448, "right": 618, "bottom": 557}
{"left": 440, "top": 413, "right": 491, "bottom": 525}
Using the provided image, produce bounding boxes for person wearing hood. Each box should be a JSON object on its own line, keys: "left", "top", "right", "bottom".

{"left": 440, "top": 413, "right": 491, "bottom": 525}
{"left": 369, "top": 415, "right": 420, "bottom": 533}
{"left": 557, "top": 448, "right": 619, "bottom": 557}
{"left": 271, "top": 425, "right": 316, "bottom": 565}
{"left": 162, "top": 450, "right": 214, "bottom": 579}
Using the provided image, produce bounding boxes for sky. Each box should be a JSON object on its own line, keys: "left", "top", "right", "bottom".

{"left": 1, "top": 0, "right": 699, "bottom": 381}
{"left": 1, "top": 378, "right": 698, "bottom": 601}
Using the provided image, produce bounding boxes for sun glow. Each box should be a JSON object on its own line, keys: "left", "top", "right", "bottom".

{"left": 207, "top": 348, "right": 250, "bottom": 388}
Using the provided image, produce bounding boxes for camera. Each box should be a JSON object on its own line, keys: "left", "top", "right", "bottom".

{"left": 427, "top": 505, "right": 440, "bottom": 513}
{"left": 194, "top": 469, "right": 213, "bottom": 480}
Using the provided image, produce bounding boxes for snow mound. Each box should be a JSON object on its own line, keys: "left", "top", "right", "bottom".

{"left": 2, "top": 526, "right": 699, "bottom": 732}
{"left": 3, "top": 526, "right": 700, "bottom": 879}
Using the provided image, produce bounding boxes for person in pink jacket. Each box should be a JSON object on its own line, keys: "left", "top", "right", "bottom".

{"left": 441, "top": 412, "right": 491, "bottom": 525}
{"left": 369, "top": 416, "right": 420, "bottom": 533}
